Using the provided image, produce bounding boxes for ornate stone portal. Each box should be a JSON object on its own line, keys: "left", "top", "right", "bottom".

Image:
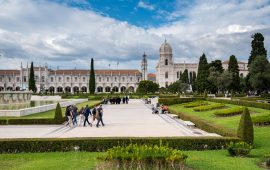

{"left": 0, "top": 91, "right": 32, "bottom": 104}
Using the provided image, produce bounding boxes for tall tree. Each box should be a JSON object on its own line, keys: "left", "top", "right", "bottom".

{"left": 191, "top": 72, "right": 196, "bottom": 92}
{"left": 181, "top": 69, "right": 189, "bottom": 84}
{"left": 209, "top": 60, "right": 224, "bottom": 73}
{"left": 196, "top": 53, "right": 210, "bottom": 93}
{"left": 248, "top": 33, "right": 267, "bottom": 67}
{"left": 228, "top": 55, "right": 240, "bottom": 93}
{"left": 28, "top": 62, "right": 36, "bottom": 93}
{"left": 207, "top": 66, "right": 222, "bottom": 93}
{"left": 249, "top": 55, "right": 270, "bottom": 93}
{"left": 167, "top": 80, "right": 189, "bottom": 94}
{"left": 89, "top": 58, "right": 96, "bottom": 94}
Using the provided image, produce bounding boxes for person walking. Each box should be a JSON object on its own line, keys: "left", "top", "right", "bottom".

{"left": 91, "top": 105, "right": 97, "bottom": 125}
{"left": 83, "top": 105, "right": 92, "bottom": 127}
{"left": 72, "top": 105, "right": 78, "bottom": 126}
{"left": 96, "top": 104, "right": 105, "bottom": 127}
{"left": 65, "top": 105, "right": 72, "bottom": 127}
{"left": 78, "top": 107, "right": 85, "bottom": 126}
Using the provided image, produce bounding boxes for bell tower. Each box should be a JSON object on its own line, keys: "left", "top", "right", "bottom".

{"left": 141, "top": 52, "right": 147, "bottom": 80}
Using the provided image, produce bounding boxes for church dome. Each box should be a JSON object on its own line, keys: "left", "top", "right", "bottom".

{"left": 159, "top": 40, "right": 172, "bottom": 54}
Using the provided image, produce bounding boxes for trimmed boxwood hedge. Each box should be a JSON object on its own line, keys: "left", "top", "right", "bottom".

{"left": 193, "top": 103, "right": 225, "bottom": 112}
{"left": 159, "top": 97, "right": 204, "bottom": 105}
{"left": 169, "top": 108, "right": 237, "bottom": 137}
{"left": 214, "top": 107, "right": 243, "bottom": 117}
{"left": 207, "top": 98, "right": 270, "bottom": 110}
{"left": 252, "top": 114, "right": 270, "bottom": 126}
{"left": 7, "top": 117, "right": 66, "bottom": 125}
{"left": 0, "top": 137, "right": 239, "bottom": 153}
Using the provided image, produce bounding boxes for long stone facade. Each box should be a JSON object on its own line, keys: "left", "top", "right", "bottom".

{"left": 0, "top": 65, "right": 142, "bottom": 93}
{"left": 156, "top": 40, "right": 248, "bottom": 88}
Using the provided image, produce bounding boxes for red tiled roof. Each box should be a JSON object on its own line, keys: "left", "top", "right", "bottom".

{"left": 51, "top": 69, "right": 141, "bottom": 75}
{"left": 0, "top": 70, "right": 20, "bottom": 75}
{"left": 148, "top": 73, "right": 156, "bottom": 78}
{"left": 222, "top": 60, "right": 247, "bottom": 64}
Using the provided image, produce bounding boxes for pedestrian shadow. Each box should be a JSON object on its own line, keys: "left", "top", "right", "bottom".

{"left": 42, "top": 125, "right": 74, "bottom": 137}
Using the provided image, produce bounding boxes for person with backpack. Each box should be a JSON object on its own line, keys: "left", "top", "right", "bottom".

{"left": 83, "top": 105, "right": 92, "bottom": 127}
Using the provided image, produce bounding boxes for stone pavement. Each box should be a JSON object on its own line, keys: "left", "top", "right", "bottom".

{"left": 0, "top": 99, "right": 220, "bottom": 138}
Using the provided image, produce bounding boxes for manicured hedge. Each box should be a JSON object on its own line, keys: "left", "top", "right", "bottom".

{"left": 159, "top": 97, "right": 204, "bottom": 105}
{"left": 7, "top": 117, "right": 66, "bottom": 125}
{"left": 193, "top": 103, "right": 225, "bottom": 112}
{"left": 252, "top": 114, "right": 270, "bottom": 126}
{"left": 0, "top": 119, "right": 7, "bottom": 125}
{"left": 207, "top": 98, "right": 270, "bottom": 110}
{"left": 169, "top": 108, "right": 237, "bottom": 137}
{"left": 0, "top": 137, "right": 239, "bottom": 153}
{"left": 183, "top": 101, "right": 208, "bottom": 108}
{"left": 214, "top": 107, "right": 243, "bottom": 117}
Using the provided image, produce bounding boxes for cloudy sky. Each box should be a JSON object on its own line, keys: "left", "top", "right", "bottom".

{"left": 0, "top": 0, "right": 269, "bottom": 72}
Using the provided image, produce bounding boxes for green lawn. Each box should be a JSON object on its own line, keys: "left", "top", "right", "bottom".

{"left": 169, "top": 101, "right": 270, "bottom": 170}
{"left": 0, "top": 152, "right": 102, "bottom": 170}
{"left": 0, "top": 100, "right": 101, "bottom": 119}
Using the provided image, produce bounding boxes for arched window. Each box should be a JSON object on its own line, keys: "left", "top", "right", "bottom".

{"left": 165, "top": 59, "right": 168, "bottom": 65}
{"left": 165, "top": 72, "right": 168, "bottom": 79}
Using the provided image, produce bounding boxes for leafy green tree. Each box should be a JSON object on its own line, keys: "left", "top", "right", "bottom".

{"left": 196, "top": 53, "right": 210, "bottom": 93}
{"left": 181, "top": 69, "right": 189, "bottom": 84}
{"left": 207, "top": 66, "right": 222, "bottom": 93}
{"left": 228, "top": 55, "right": 240, "bottom": 93}
{"left": 54, "top": 103, "right": 63, "bottom": 124}
{"left": 237, "top": 107, "right": 254, "bottom": 145}
{"left": 89, "top": 58, "right": 96, "bottom": 94}
{"left": 167, "top": 80, "right": 189, "bottom": 94}
{"left": 216, "top": 70, "right": 233, "bottom": 92}
{"left": 249, "top": 55, "right": 270, "bottom": 93}
{"left": 209, "top": 60, "right": 224, "bottom": 73}
{"left": 248, "top": 33, "right": 267, "bottom": 67}
{"left": 28, "top": 62, "right": 36, "bottom": 93}
{"left": 136, "top": 80, "right": 159, "bottom": 94}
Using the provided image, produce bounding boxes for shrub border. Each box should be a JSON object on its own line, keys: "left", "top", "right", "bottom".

{"left": 0, "top": 137, "right": 239, "bottom": 153}
{"left": 206, "top": 98, "right": 270, "bottom": 110}
{"left": 169, "top": 108, "right": 237, "bottom": 137}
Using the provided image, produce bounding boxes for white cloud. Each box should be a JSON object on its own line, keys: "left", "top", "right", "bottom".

{"left": 138, "top": 1, "right": 155, "bottom": 11}
{"left": 0, "top": 0, "right": 269, "bottom": 73}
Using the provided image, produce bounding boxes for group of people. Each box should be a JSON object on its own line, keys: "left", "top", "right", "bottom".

{"left": 152, "top": 103, "right": 169, "bottom": 114}
{"left": 102, "top": 96, "right": 129, "bottom": 105}
{"left": 65, "top": 104, "right": 105, "bottom": 128}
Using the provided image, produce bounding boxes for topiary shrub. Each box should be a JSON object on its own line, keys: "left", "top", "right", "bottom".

{"left": 237, "top": 107, "right": 254, "bottom": 145}
{"left": 227, "top": 141, "right": 252, "bottom": 157}
{"left": 54, "top": 103, "right": 63, "bottom": 124}
{"left": 203, "top": 89, "right": 208, "bottom": 99}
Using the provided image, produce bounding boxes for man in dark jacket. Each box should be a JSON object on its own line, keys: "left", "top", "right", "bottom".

{"left": 96, "top": 104, "right": 105, "bottom": 127}
{"left": 83, "top": 105, "right": 92, "bottom": 127}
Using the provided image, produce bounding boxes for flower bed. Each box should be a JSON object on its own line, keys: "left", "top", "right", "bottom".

{"left": 97, "top": 144, "right": 188, "bottom": 170}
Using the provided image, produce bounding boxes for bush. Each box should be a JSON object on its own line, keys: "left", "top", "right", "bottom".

{"left": 214, "top": 107, "right": 243, "bottom": 117}
{"left": 227, "top": 141, "right": 252, "bottom": 157}
{"left": 0, "top": 119, "right": 7, "bottom": 125}
{"left": 97, "top": 144, "right": 188, "bottom": 170}
{"left": 206, "top": 98, "right": 270, "bottom": 110}
{"left": 193, "top": 103, "right": 225, "bottom": 112}
{"left": 169, "top": 108, "right": 237, "bottom": 137}
{"left": 183, "top": 101, "right": 208, "bottom": 108}
{"left": 54, "top": 103, "right": 63, "bottom": 124}
{"left": 237, "top": 107, "right": 254, "bottom": 145}
{"left": 266, "top": 158, "right": 270, "bottom": 167}
{"left": 0, "top": 137, "right": 239, "bottom": 153}
{"left": 7, "top": 118, "right": 65, "bottom": 125}
{"left": 252, "top": 114, "right": 270, "bottom": 126}
{"left": 159, "top": 97, "right": 204, "bottom": 105}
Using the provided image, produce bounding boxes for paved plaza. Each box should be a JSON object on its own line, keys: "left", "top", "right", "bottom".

{"left": 0, "top": 99, "right": 219, "bottom": 138}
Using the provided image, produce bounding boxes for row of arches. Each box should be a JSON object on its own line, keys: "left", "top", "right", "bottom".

{"left": 0, "top": 86, "right": 20, "bottom": 91}
{"left": 97, "top": 86, "right": 134, "bottom": 93}
{"left": 49, "top": 86, "right": 87, "bottom": 93}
